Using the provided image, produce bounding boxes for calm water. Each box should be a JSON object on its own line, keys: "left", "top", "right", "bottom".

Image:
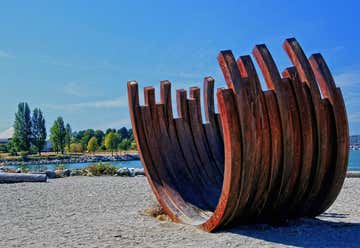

{"left": 348, "top": 150, "right": 360, "bottom": 171}
{"left": 5, "top": 150, "right": 360, "bottom": 171}
{"left": 6, "top": 160, "right": 143, "bottom": 171}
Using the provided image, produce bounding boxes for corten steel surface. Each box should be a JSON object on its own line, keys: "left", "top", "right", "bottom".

{"left": 127, "top": 38, "right": 349, "bottom": 232}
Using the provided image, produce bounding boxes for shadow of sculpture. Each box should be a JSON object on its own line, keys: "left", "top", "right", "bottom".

{"left": 219, "top": 217, "right": 360, "bottom": 248}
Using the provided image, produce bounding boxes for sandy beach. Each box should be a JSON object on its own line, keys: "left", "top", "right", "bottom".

{"left": 0, "top": 176, "right": 359, "bottom": 248}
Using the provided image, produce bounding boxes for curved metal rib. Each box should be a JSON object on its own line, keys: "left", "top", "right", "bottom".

{"left": 127, "top": 38, "right": 349, "bottom": 231}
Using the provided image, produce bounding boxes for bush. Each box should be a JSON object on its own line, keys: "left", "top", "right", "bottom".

{"left": 69, "top": 143, "right": 83, "bottom": 153}
{"left": 86, "top": 163, "right": 117, "bottom": 176}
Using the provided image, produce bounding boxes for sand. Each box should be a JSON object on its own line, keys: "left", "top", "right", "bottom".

{"left": 0, "top": 176, "right": 359, "bottom": 248}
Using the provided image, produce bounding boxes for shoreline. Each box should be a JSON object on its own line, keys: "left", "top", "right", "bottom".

{"left": 0, "top": 153, "right": 140, "bottom": 166}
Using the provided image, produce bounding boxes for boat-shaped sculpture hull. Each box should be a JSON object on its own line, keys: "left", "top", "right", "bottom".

{"left": 127, "top": 38, "right": 349, "bottom": 232}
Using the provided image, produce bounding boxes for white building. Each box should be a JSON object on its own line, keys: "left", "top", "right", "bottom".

{"left": 0, "top": 127, "right": 14, "bottom": 144}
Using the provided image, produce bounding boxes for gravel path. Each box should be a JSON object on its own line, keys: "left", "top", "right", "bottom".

{"left": 0, "top": 176, "right": 359, "bottom": 248}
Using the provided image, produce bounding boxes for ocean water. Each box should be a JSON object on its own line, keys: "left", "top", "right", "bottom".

{"left": 5, "top": 151, "right": 360, "bottom": 171}
{"left": 348, "top": 150, "right": 360, "bottom": 171}
{"left": 5, "top": 160, "right": 143, "bottom": 171}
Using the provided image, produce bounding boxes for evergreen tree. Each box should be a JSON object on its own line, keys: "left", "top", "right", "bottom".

{"left": 128, "top": 128, "right": 134, "bottom": 142}
{"left": 31, "top": 108, "right": 47, "bottom": 155}
{"left": 105, "top": 128, "right": 116, "bottom": 135}
{"left": 50, "top": 117, "right": 66, "bottom": 154}
{"left": 12, "top": 102, "right": 32, "bottom": 152}
{"left": 65, "top": 123, "right": 72, "bottom": 150}
{"left": 74, "top": 130, "right": 85, "bottom": 143}
{"left": 94, "top": 130, "right": 105, "bottom": 146}
{"left": 117, "top": 127, "right": 129, "bottom": 141}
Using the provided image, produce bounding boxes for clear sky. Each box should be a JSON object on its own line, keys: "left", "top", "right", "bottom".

{"left": 0, "top": 0, "right": 359, "bottom": 134}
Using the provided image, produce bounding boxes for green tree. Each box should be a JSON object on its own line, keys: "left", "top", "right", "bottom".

{"left": 128, "top": 128, "right": 134, "bottom": 142}
{"left": 12, "top": 102, "right": 32, "bottom": 152}
{"left": 50, "top": 117, "right": 66, "bottom": 154}
{"left": 130, "top": 141, "right": 137, "bottom": 150}
{"left": 118, "top": 138, "right": 131, "bottom": 151}
{"left": 70, "top": 143, "right": 83, "bottom": 153}
{"left": 94, "top": 130, "right": 105, "bottom": 146}
{"left": 7, "top": 140, "right": 17, "bottom": 155}
{"left": 80, "top": 129, "right": 95, "bottom": 150}
{"left": 105, "top": 128, "right": 116, "bottom": 135}
{"left": 87, "top": 136, "right": 99, "bottom": 154}
{"left": 31, "top": 108, "right": 47, "bottom": 155}
{"left": 117, "top": 127, "right": 130, "bottom": 141}
{"left": 74, "top": 130, "right": 85, "bottom": 143}
{"left": 0, "top": 144, "right": 8, "bottom": 153}
{"left": 65, "top": 123, "right": 72, "bottom": 151}
{"left": 104, "top": 132, "right": 120, "bottom": 155}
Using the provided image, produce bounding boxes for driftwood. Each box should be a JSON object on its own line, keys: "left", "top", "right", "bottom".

{"left": 127, "top": 38, "right": 349, "bottom": 231}
{"left": 0, "top": 173, "right": 47, "bottom": 183}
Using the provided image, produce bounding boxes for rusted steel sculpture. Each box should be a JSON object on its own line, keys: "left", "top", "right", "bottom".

{"left": 127, "top": 38, "right": 349, "bottom": 232}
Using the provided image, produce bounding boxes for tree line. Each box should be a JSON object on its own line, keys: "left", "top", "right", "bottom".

{"left": 1, "top": 102, "right": 136, "bottom": 156}
{"left": 63, "top": 126, "right": 135, "bottom": 155}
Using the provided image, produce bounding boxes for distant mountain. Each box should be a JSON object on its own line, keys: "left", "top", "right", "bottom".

{"left": 0, "top": 127, "right": 14, "bottom": 139}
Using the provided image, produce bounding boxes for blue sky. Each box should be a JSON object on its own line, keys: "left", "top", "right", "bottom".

{"left": 0, "top": 0, "right": 359, "bottom": 134}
